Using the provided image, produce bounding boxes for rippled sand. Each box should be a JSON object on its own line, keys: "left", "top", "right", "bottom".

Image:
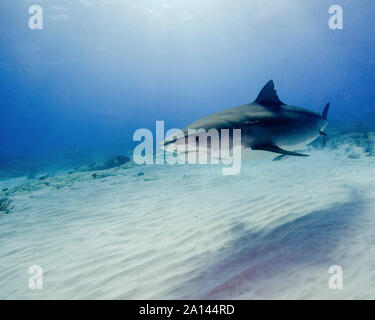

{"left": 1, "top": 150, "right": 375, "bottom": 299}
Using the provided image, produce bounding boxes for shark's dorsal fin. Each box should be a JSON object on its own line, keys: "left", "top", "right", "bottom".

{"left": 254, "top": 80, "right": 285, "bottom": 107}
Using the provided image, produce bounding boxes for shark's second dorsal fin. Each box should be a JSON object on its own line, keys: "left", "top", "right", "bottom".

{"left": 254, "top": 80, "right": 285, "bottom": 107}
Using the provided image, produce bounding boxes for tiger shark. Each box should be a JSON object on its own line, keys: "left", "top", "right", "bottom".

{"left": 162, "top": 80, "right": 329, "bottom": 161}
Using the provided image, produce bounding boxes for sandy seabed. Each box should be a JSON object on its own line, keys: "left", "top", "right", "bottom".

{"left": 1, "top": 150, "right": 375, "bottom": 299}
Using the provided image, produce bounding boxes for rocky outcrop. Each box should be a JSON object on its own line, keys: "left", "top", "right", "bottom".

{"left": 81, "top": 155, "right": 131, "bottom": 172}
{"left": 0, "top": 198, "right": 13, "bottom": 213}
{"left": 312, "top": 131, "right": 375, "bottom": 158}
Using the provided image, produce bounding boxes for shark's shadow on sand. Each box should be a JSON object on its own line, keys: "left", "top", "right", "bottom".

{"left": 175, "top": 189, "right": 367, "bottom": 299}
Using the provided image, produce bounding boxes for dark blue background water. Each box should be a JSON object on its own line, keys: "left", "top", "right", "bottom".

{"left": 1, "top": 0, "right": 374, "bottom": 167}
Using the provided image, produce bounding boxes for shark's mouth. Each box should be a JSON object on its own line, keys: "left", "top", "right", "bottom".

{"left": 161, "top": 138, "right": 177, "bottom": 147}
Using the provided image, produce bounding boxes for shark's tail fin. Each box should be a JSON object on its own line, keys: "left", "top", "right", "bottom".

{"left": 322, "top": 102, "right": 330, "bottom": 119}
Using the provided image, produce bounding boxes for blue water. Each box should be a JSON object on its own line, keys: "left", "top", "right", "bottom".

{"left": 2, "top": 1, "right": 375, "bottom": 300}
{"left": 0, "top": 0, "right": 374, "bottom": 166}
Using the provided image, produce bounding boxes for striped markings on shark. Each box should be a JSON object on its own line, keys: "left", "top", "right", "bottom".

{"left": 161, "top": 80, "right": 329, "bottom": 158}
{"left": 133, "top": 80, "right": 330, "bottom": 174}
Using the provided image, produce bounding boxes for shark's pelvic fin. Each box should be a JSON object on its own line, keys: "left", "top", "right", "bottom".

{"left": 252, "top": 144, "right": 309, "bottom": 157}
{"left": 254, "top": 80, "right": 285, "bottom": 107}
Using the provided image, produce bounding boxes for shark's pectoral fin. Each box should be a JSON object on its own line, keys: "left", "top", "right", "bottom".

{"left": 251, "top": 144, "right": 309, "bottom": 157}
{"left": 272, "top": 154, "right": 288, "bottom": 161}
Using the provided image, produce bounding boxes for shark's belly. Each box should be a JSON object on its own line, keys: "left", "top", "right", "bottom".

{"left": 248, "top": 120, "right": 319, "bottom": 149}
